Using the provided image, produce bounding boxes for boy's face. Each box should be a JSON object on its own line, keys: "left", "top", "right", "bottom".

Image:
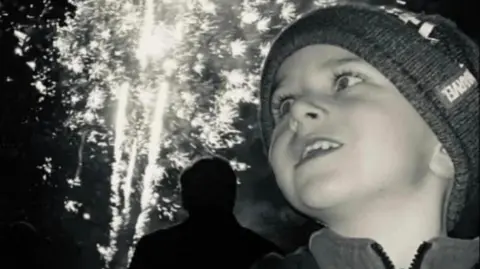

{"left": 268, "top": 44, "right": 438, "bottom": 219}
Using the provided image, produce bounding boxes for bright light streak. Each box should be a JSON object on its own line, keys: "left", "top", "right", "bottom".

{"left": 314, "top": 0, "right": 340, "bottom": 7}
{"left": 162, "top": 58, "right": 179, "bottom": 77}
{"left": 135, "top": 82, "right": 171, "bottom": 240}
{"left": 133, "top": 208, "right": 151, "bottom": 241}
{"left": 104, "top": 82, "right": 130, "bottom": 264}
{"left": 136, "top": 0, "right": 155, "bottom": 69}
{"left": 259, "top": 42, "right": 271, "bottom": 57}
{"left": 122, "top": 138, "right": 138, "bottom": 224}
{"left": 114, "top": 83, "right": 129, "bottom": 161}
{"left": 69, "top": 132, "right": 86, "bottom": 189}
{"left": 135, "top": 0, "right": 180, "bottom": 69}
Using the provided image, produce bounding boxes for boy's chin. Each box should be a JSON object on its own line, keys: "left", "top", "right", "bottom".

{"left": 296, "top": 190, "right": 342, "bottom": 214}
{"left": 294, "top": 179, "right": 346, "bottom": 210}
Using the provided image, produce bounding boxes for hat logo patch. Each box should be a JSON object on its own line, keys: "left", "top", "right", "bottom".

{"left": 379, "top": 6, "right": 439, "bottom": 43}
{"left": 436, "top": 67, "right": 478, "bottom": 108}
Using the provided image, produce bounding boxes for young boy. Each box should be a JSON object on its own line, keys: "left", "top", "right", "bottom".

{"left": 255, "top": 2, "right": 479, "bottom": 269}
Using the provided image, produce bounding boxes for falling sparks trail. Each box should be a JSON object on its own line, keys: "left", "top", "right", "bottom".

{"left": 73, "top": 131, "right": 87, "bottom": 182}
{"left": 105, "top": 82, "right": 130, "bottom": 264}
{"left": 122, "top": 138, "right": 138, "bottom": 225}
{"left": 134, "top": 82, "right": 171, "bottom": 240}
{"left": 114, "top": 83, "right": 129, "bottom": 163}
{"left": 136, "top": 0, "right": 155, "bottom": 69}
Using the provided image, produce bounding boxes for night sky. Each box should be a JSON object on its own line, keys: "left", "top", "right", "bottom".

{"left": 0, "top": 0, "right": 477, "bottom": 268}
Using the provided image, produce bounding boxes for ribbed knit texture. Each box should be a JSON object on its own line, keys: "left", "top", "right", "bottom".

{"left": 258, "top": 3, "right": 479, "bottom": 231}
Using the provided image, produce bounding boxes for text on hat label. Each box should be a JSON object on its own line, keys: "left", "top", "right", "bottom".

{"left": 437, "top": 68, "right": 477, "bottom": 107}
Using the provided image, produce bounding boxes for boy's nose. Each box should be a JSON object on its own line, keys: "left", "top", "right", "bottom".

{"left": 289, "top": 98, "right": 328, "bottom": 132}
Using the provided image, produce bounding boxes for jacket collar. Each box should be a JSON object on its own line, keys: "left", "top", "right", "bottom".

{"left": 308, "top": 228, "right": 479, "bottom": 269}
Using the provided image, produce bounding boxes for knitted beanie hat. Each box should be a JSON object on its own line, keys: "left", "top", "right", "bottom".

{"left": 258, "top": 3, "right": 479, "bottom": 231}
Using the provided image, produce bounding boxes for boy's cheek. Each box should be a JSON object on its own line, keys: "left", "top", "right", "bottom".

{"left": 269, "top": 120, "right": 289, "bottom": 151}
{"left": 348, "top": 100, "right": 400, "bottom": 126}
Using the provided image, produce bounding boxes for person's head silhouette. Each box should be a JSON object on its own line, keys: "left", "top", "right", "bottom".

{"left": 180, "top": 155, "right": 237, "bottom": 215}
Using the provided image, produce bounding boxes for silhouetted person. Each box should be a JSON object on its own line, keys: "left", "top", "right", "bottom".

{"left": 128, "top": 156, "right": 284, "bottom": 269}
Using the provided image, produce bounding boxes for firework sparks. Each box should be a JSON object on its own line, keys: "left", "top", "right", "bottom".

{"left": 280, "top": 2, "right": 297, "bottom": 22}
{"left": 136, "top": 0, "right": 156, "bottom": 69}
{"left": 122, "top": 138, "right": 138, "bottom": 224}
{"left": 103, "top": 82, "right": 130, "bottom": 265}
{"left": 134, "top": 82, "right": 171, "bottom": 240}
{"left": 46, "top": 0, "right": 339, "bottom": 268}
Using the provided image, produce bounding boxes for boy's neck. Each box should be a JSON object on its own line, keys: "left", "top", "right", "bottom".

{"left": 317, "top": 183, "right": 448, "bottom": 269}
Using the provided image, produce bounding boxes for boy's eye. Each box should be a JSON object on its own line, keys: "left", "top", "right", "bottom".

{"left": 272, "top": 94, "right": 295, "bottom": 119}
{"left": 278, "top": 98, "right": 294, "bottom": 117}
{"left": 334, "top": 73, "right": 363, "bottom": 91}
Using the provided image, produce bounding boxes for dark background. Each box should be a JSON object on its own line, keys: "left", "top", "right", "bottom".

{"left": 0, "top": 0, "right": 478, "bottom": 268}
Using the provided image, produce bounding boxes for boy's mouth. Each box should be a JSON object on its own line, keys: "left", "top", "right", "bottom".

{"left": 295, "top": 138, "right": 343, "bottom": 168}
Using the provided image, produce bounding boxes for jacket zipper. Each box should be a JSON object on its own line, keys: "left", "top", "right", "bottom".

{"left": 407, "top": 242, "right": 432, "bottom": 269}
{"left": 371, "top": 242, "right": 396, "bottom": 269}
{"left": 371, "top": 241, "right": 432, "bottom": 269}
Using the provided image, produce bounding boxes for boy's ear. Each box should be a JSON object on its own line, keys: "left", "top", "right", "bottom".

{"left": 429, "top": 143, "right": 454, "bottom": 179}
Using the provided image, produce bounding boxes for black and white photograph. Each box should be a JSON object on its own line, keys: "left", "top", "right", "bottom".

{"left": 0, "top": 0, "right": 478, "bottom": 268}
